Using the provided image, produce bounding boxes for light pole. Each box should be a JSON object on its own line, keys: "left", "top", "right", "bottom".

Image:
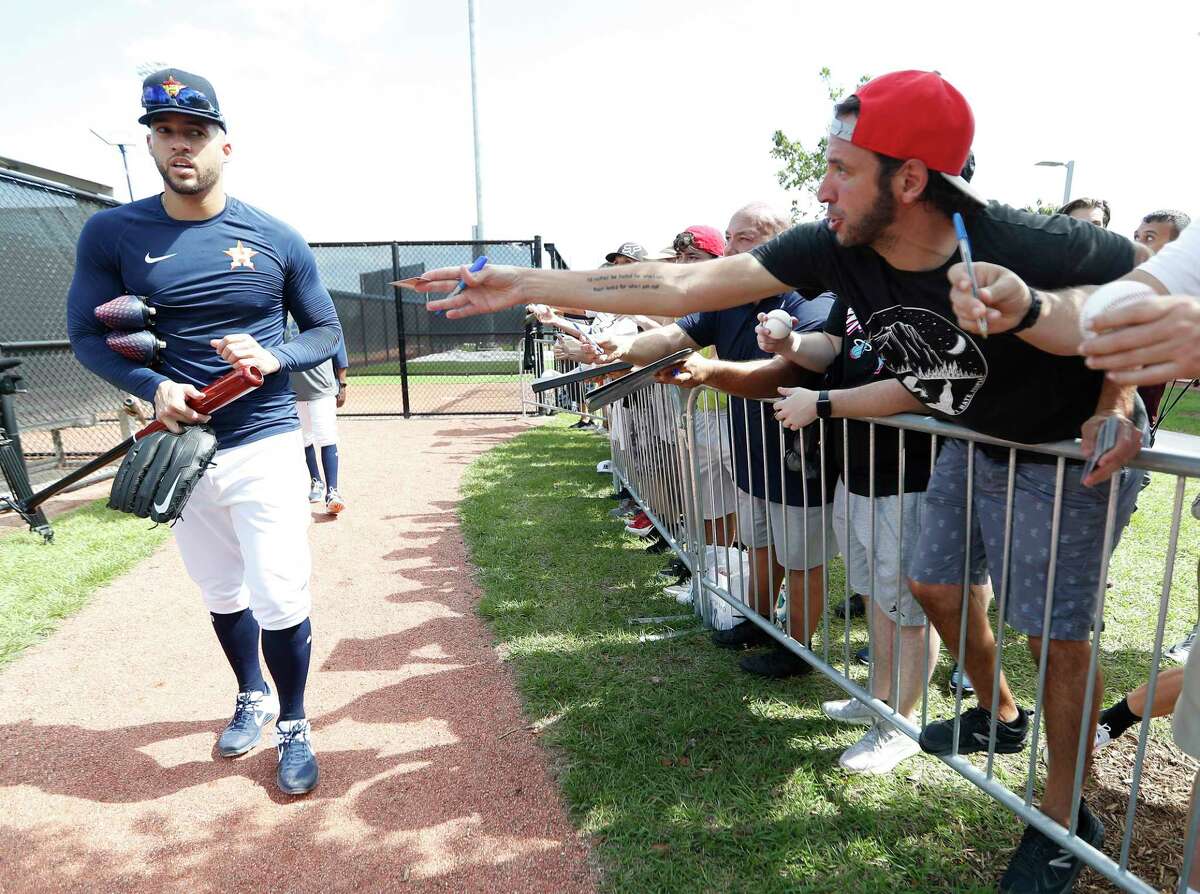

{"left": 89, "top": 129, "right": 136, "bottom": 203}
{"left": 1035, "top": 159, "right": 1074, "bottom": 207}
{"left": 467, "top": 0, "right": 484, "bottom": 242}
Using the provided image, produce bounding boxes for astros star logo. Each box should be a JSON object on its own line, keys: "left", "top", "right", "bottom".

{"left": 223, "top": 240, "right": 258, "bottom": 270}
{"left": 161, "top": 75, "right": 184, "bottom": 98}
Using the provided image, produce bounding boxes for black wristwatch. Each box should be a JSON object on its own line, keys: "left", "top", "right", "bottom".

{"left": 1009, "top": 289, "right": 1044, "bottom": 334}
{"left": 815, "top": 390, "right": 833, "bottom": 419}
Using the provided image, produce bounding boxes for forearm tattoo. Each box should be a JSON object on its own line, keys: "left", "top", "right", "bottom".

{"left": 585, "top": 272, "right": 665, "bottom": 294}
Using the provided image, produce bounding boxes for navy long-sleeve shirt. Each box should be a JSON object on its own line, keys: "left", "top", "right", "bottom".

{"left": 67, "top": 195, "right": 341, "bottom": 448}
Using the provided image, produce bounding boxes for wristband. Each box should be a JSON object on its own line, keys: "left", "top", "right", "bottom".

{"left": 815, "top": 390, "right": 833, "bottom": 419}
{"left": 1010, "top": 289, "right": 1043, "bottom": 334}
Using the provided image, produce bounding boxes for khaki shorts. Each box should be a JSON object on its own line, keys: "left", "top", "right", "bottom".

{"left": 692, "top": 411, "right": 738, "bottom": 522}
{"left": 833, "top": 481, "right": 927, "bottom": 626}
{"left": 735, "top": 487, "right": 836, "bottom": 571}
{"left": 1173, "top": 641, "right": 1200, "bottom": 759}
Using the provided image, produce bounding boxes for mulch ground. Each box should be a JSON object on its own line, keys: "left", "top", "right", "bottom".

{"left": 0, "top": 416, "right": 595, "bottom": 894}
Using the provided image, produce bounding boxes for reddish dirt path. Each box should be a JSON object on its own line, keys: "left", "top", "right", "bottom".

{"left": 0, "top": 416, "right": 595, "bottom": 893}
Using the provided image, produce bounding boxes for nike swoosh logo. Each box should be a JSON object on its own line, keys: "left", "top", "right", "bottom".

{"left": 153, "top": 477, "right": 181, "bottom": 515}
{"left": 145, "top": 252, "right": 177, "bottom": 264}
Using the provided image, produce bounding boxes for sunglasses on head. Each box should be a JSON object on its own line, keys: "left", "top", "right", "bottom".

{"left": 142, "top": 83, "right": 216, "bottom": 113}
{"left": 672, "top": 231, "right": 695, "bottom": 254}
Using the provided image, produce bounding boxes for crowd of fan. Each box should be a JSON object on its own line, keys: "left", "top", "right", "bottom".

{"left": 524, "top": 191, "right": 1197, "bottom": 894}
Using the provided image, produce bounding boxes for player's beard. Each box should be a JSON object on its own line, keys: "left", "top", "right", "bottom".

{"left": 838, "top": 185, "right": 897, "bottom": 249}
{"left": 156, "top": 156, "right": 220, "bottom": 197}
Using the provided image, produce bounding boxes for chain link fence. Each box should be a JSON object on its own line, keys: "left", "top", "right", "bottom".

{"left": 310, "top": 239, "right": 550, "bottom": 416}
{"left": 1, "top": 169, "right": 564, "bottom": 499}
{"left": 0, "top": 170, "right": 132, "bottom": 492}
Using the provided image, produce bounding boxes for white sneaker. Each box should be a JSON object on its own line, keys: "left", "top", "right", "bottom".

{"left": 822, "top": 698, "right": 877, "bottom": 726}
{"left": 838, "top": 721, "right": 920, "bottom": 775}
{"left": 663, "top": 583, "right": 692, "bottom": 604}
{"left": 308, "top": 478, "right": 324, "bottom": 502}
{"left": 1094, "top": 723, "right": 1113, "bottom": 752}
{"left": 325, "top": 488, "right": 346, "bottom": 515}
{"left": 1165, "top": 624, "right": 1199, "bottom": 664}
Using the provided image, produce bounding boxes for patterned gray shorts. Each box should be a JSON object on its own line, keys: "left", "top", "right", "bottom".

{"left": 909, "top": 438, "right": 1142, "bottom": 641}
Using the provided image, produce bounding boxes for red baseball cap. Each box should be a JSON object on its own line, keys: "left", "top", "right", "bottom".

{"left": 681, "top": 225, "right": 726, "bottom": 258}
{"left": 831, "top": 70, "right": 984, "bottom": 206}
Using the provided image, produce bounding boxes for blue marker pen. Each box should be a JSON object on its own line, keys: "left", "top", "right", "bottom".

{"left": 435, "top": 255, "right": 488, "bottom": 316}
{"left": 952, "top": 212, "right": 987, "bottom": 339}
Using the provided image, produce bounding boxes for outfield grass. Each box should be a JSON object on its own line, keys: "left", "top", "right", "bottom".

{"left": 351, "top": 373, "right": 520, "bottom": 385}
{"left": 1160, "top": 388, "right": 1200, "bottom": 437}
{"left": 459, "top": 419, "right": 1200, "bottom": 893}
{"left": 353, "top": 359, "right": 518, "bottom": 377}
{"left": 0, "top": 500, "right": 170, "bottom": 668}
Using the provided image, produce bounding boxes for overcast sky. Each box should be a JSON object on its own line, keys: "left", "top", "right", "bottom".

{"left": 4, "top": 0, "right": 1198, "bottom": 268}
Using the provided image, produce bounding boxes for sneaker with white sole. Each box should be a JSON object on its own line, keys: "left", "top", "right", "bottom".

{"left": 663, "top": 583, "right": 692, "bottom": 604}
{"left": 307, "top": 477, "right": 325, "bottom": 503}
{"left": 1093, "top": 722, "right": 1113, "bottom": 752}
{"left": 1165, "top": 623, "right": 1199, "bottom": 664}
{"left": 325, "top": 488, "right": 346, "bottom": 515}
{"left": 838, "top": 721, "right": 920, "bottom": 774}
{"left": 822, "top": 698, "right": 877, "bottom": 726}
{"left": 217, "top": 688, "right": 280, "bottom": 757}
{"left": 275, "top": 718, "right": 319, "bottom": 795}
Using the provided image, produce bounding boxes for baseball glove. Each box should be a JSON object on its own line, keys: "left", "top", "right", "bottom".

{"left": 108, "top": 424, "right": 217, "bottom": 524}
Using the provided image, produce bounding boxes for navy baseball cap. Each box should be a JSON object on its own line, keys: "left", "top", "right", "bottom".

{"left": 139, "top": 68, "right": 226, "bottom": 131}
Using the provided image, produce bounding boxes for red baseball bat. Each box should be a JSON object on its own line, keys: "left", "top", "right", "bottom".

{"left": 20, "top": 366, "right": 264, "bottom": 513}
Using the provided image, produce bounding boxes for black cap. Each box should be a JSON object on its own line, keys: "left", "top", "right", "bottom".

{"left": 139, "top": 68, "right": 226, "bottom": 131}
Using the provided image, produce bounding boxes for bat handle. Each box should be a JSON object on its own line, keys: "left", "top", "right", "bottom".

{"left": 136, "top": 366, "right": 265, "bottom": 438}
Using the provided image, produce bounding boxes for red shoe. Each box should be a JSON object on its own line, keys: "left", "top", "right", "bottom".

{"left": 624, "top": 511, "right": 654, "bottom": 536}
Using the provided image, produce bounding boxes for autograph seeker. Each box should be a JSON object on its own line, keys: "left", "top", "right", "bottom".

{"left": 410, "top": 70, "right": 1147, "bottom": 893}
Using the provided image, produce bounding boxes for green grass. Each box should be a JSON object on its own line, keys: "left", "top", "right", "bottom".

{"left": 353, "top": 359, "right": 517, "bottom": 377}
{"left": 1160, "top": 389, "right": 1200, "bottom": 437}
{"left": 0, "top": 500, "right": 170, "bottom": 668}
{"left": 459, "top": 419, "right": 1200, "bottom": 893}
{"left": 351, "top": 373, "right": 520, "bottom": 385}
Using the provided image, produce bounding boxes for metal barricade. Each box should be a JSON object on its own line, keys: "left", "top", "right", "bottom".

{"left": 519, "top": 332, "right": 607, "bottom": 425}
{"left": 611, "top": 379, "right": 1200, "bottom": 894}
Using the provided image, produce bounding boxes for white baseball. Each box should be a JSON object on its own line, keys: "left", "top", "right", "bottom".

{"left": 764, "top": 308, "right": 793, "bottom": 339}
{"left": 1079, "top": 280, "right": 1157, "bottom": 338}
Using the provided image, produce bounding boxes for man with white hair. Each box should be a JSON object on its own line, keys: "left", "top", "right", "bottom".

{"left": 589, "top": 203, "right": 836, "bottom": 679}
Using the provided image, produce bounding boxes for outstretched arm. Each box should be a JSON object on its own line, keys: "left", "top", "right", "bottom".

{"left": 773, "top": 379, "right": 924, "bottom": 430}
{"left": 415, "top": 252, "right": 790, "bottom": 320}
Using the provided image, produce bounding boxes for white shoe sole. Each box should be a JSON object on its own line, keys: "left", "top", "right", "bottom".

{"left": 822, "top": 700, "right": 875, "bottom": 726}
{"left": 839, "top": 742, "right": 919, "bottom": 775}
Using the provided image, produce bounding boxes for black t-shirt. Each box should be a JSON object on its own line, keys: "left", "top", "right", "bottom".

{"left": 824, "top": 297, "right": 933, "bottom": 497}
{"left": 751, "top": 204, "right": 1137, "bottom": 444}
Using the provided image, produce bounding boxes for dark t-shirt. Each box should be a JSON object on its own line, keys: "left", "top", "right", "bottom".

{"left": 678, "top": 292, "right": 835, "bottom": 506}
{"left": 824, "top": 297, "right": 932, "bottom": 497}
{"left": 751, "top": 204, "right": 1137, "bottom": 444}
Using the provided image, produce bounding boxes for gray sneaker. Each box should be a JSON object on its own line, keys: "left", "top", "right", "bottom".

{"left": 1165, "top": 624, "right": 1199, "bottom": 664}
{"left": 307, "top": 477, "right": 324, "bottom": 503}
{"left": 217, "top": 688, "right": 280, "bottom": 757}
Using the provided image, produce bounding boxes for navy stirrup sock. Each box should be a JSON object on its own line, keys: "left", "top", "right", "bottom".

{"left": 210, "top": 608, "right": 267, "bottom": 694}
{"left": 261, "top": 618, "right": 312, "bottom": 721}
{"left": 304, "top": 445, "right": 320, "bottom": 481}
{"left": 319, "top": 444, "right": 339, "bottom": 491}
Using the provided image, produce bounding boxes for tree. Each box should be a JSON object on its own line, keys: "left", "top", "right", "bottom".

{"left": 771, "top": 68, "right": 869, "bottom": 221}
{"left": 1023, "top": 199, "right": 1058, "bottom": 216}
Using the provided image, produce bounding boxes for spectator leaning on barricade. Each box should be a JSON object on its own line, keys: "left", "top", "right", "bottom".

{"left": 1131, "top": 209, "right": 1190, "bottom": 430}
{"left": 411, "top": 69, "right": 1153, "bottom": 892}
{"left": 589, "top": 209, "right": 836, "bottom": 679}
{"left": 1059, "top": 196, "right": 1112, "bottom": 228}
{"left": 1134, "top": 209, "right": 1190, "bottom": 255}
{"left": 619, "top": 226, "right": 729, "bottom": 543}
{"left": 956, "top": 214, "right": 1200, "bottom": 894}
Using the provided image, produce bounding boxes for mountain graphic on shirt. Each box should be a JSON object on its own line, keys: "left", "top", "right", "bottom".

{"left": 866, "top": 306, "right": 987, "bottom": 416}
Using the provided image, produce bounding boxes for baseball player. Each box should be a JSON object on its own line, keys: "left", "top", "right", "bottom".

{"left": 287, "top": 318, "right": 349, "bottom": 514}
{"left": 66, "top": 68, "right": 342, "bottom": 795}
